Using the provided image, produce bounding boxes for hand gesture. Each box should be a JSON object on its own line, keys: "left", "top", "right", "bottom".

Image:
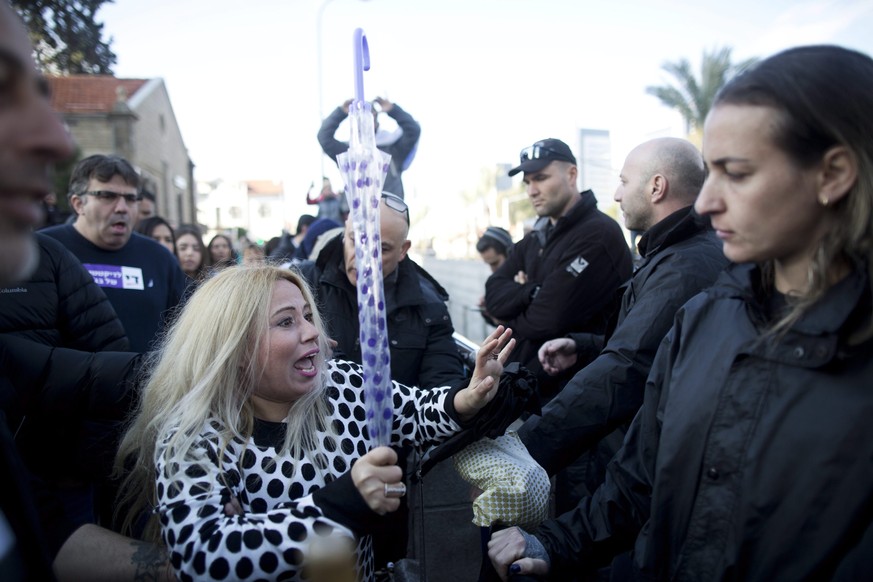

{"left": 373, "top": 96, "right": 394, "bottom": 112}
{"left": 514, "top": 270, "right": 528, "bottom": 285}
{"left": 351, "top": 446, "right": 404, "bottom": 516}
{"left": 455, "top": 326, "right": 515, "bottom": 421}
{"left": 488, "top": 527, "right": 551, "bottom": 581}
{"left": 538, "top": 337, "right": 578, "bottom": 375}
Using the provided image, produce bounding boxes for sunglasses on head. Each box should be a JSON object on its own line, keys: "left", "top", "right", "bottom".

{"left": 381, "top": 192, "right": 409, "bottom": 225}
{"left": 518, "top": 144, "right": 565, "bottom": 163}
{"left": 85, "top": 190, "right": 142, "bottom": 204}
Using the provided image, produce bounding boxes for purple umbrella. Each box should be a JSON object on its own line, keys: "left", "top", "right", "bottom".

{"left": 337, "top": 28, "right": 393, "bottom": 447}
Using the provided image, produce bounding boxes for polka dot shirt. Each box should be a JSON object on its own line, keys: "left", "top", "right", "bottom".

{"left": 156, "top": 359, "right": 464, "bottom": 581}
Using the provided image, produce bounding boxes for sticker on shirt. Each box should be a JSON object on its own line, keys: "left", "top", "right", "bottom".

{"left": 83, "top": 264, "right": 145, "bottom": 290}
{"left": 565, "top": 256, "right": 589, "bottom": 277}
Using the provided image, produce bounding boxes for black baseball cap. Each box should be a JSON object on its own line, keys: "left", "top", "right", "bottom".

{"left": 508, "top": 138, "right": 577, "bottom": 177}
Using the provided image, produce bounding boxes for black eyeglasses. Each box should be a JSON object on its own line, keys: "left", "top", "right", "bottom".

{"left": 519, "top": 144, "right": 563, "bottom": 163}
{"left": 85, "top": 190, "right": 141, "bottom": 204}
{"left": 381, "top": 192, "right": 409, "bottom": 225}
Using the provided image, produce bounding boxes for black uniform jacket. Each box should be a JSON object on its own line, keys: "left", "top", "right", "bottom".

{"left": 520, "top": 207, "right": 727, "bottom": 481}
{"left": 484, "top": 191, "right": 632, "bottom": 386}
{"left": 535, "top": 262, "right": 873, "bottom": 580}
{"left": 297, "top": 234, "right": 465, "bottom": 389}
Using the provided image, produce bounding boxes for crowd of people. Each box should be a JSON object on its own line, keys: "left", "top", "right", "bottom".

{"left": 2, "top": 1, "right": 873, "bottom": 580}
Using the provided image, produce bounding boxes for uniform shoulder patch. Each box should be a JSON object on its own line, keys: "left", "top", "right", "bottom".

{"left": 565, "top": 256, "right": 589, "bottom": 277}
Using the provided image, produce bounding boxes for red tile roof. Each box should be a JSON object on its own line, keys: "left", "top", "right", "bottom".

{"left": 246, "top": 180, "right": 284, "bottom": 197}
{"left": 47, "top": 75, "right": 149, "bottom": 114}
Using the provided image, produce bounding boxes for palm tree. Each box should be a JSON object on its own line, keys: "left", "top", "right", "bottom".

{"left": 646, "top": 47, "right": 757, "bottom": 134}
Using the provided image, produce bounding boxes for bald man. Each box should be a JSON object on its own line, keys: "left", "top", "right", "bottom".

{"left": 516, "top": 138, "right": 729, "bottom": 514}
{"left": 297, "top": 192, "right": 465, "bottom": 570}
{"left": 300, "top": 192, "right": 464, "bottom": 391}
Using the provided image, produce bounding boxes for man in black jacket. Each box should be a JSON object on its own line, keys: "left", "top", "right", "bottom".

{"left": 518, "top": 137, "right": 728, "bottom": 515}
{"left": 298, "top": 192, "right": 465, "bottom": 390}
{"left": 0, "top": 233, "right": 131, "bottom": 539}
{"left": 485, "top": 138, "right": 633, "bottom": 398}
{"left": 489, "top": 138, "right": 727, "bottom": 578}
{"left": 0, "top": 5, "right": 77, "bottom": 576}
{"left": 318, "top": 97, "right": 420, "bottom": 199}
{"left": 296, "top": 192, "right": 465, "bottom": 572}
{"left": 0, "top": 5, "right": 173, "bottom": 579}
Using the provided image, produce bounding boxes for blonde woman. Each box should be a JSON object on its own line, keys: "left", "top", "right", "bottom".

{"left": 116, "top": 265, "right": 515, "bottom": 581}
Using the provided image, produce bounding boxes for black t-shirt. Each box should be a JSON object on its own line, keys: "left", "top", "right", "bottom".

{"left": 41, "top": 225, "right": 187, "bottom": 353}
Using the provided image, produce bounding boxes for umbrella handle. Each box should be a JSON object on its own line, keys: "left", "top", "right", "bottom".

{"left": 353, "top": 28, "right": 370, "bottom": 104}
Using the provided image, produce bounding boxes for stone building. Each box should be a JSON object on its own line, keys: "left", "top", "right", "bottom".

{"left": 48, "top": 75, "right": 196, "bottom": 226}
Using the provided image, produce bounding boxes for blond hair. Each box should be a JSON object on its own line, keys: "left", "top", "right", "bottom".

{"left": 115, "top": 265, "right": 335, "bottom": 540}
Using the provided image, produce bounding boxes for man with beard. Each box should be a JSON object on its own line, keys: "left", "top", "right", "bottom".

{"left": 518, "top": 138, "right": 728, "bottom": 517}
{"left": 42, "top": 155, "right": 187, "bottom": 353}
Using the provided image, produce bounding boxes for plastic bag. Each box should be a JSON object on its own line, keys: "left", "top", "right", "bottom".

{"left": 453, "top": 431, "right": 549, "bottom": 530}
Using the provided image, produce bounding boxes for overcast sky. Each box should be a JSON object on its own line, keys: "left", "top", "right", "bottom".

{"left": 99, "top": 0, "right": 873, "bottom": 220}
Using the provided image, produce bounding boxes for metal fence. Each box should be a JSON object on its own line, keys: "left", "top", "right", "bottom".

{"left": 417, "top": 255, "right": 495, "bottom": 344}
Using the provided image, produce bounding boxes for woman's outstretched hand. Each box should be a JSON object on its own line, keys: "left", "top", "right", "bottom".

{"left": 455, "top": 326, "right": 515, "bottom": 421}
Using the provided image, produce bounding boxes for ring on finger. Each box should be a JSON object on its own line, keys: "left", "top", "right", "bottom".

{"left": 384, "top": 483, "right": 406, "bottom": 498}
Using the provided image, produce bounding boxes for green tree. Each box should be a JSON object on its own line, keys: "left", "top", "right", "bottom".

{"left": 12, "top": 0, "right": 117, "bottom": 74}
{"left": 646, "top": 47, "right": 756, "bottom": 134}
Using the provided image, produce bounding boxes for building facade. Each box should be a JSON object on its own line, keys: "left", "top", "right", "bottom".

{"left": 197, "top": 179, "right": 287, "bottom": 245}
{"left": 48, "top": 75, "right": 196, "bottom": 226}
{"left": 577, "top": 128, "right": 615, "bottom": 209}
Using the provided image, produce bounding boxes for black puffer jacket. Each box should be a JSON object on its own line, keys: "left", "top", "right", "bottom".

{"left": 0, "top": 334, "right": 140, "bottom": 425}
{"left": 0, "top": 233, "right": 133, "bottom": 483}
{"left": 535, "top": 262, "right": 873, "bottom": 580}
{"left": 0, "top": 335, "right": 141, "bottom": 558}
{"left": 297, "top": 234, "right": 465, "bottom": 389}
{"left": 519, "top": 208, "right": 727, "bottom": 487}
{"left": 0, "top": 233, "right": 128, "bottom": 351}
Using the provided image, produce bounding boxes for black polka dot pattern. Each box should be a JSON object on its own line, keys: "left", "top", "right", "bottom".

{"left": 156, "top": 359, "right": 462, "bottom": 581}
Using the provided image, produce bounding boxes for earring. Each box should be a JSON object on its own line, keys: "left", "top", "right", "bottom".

{"left": 819, "top": 195, "right": 829, "bottom": 207}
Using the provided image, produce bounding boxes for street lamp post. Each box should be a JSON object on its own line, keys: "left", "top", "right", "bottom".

{"left": 316, "top": 0, "right": 336, "bottom": 178}
{"left": 316, "top": 0, "right": 336, "bottom": 125}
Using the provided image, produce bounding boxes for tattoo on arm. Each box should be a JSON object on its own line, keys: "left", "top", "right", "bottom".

{"left": 130, "top": 541, "right": 171, "bottom": 582}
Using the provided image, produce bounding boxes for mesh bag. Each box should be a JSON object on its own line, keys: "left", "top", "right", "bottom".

{"left": 453, "top": 431, "right": 549, "bottom": 530}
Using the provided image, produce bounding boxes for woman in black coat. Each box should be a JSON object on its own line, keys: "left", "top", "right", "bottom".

{"left": 489, "top": 45, "right": 873, "bottom": 581}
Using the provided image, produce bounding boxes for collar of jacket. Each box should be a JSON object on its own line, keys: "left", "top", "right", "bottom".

{"left": 712, "top": 260, "right": 870, "bottom": 364}
{"left": 637, "top": 205, "right": 705, "bottom": 258}
{"left": 531, "top": 189, "right": 597, "bottom": 247}
{"left": 315, "top": 232, "right": 449, "bottom": 310}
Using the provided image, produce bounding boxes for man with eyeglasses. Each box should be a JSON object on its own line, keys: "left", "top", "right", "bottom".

{"left": 42, "top": 154, "right": 187, "bottom": 353}
{"left": 297, "top": 191, "right": 466, "bottom": 572}
{"left": 485, "top": 138, "right": 632, "bottom": 399}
